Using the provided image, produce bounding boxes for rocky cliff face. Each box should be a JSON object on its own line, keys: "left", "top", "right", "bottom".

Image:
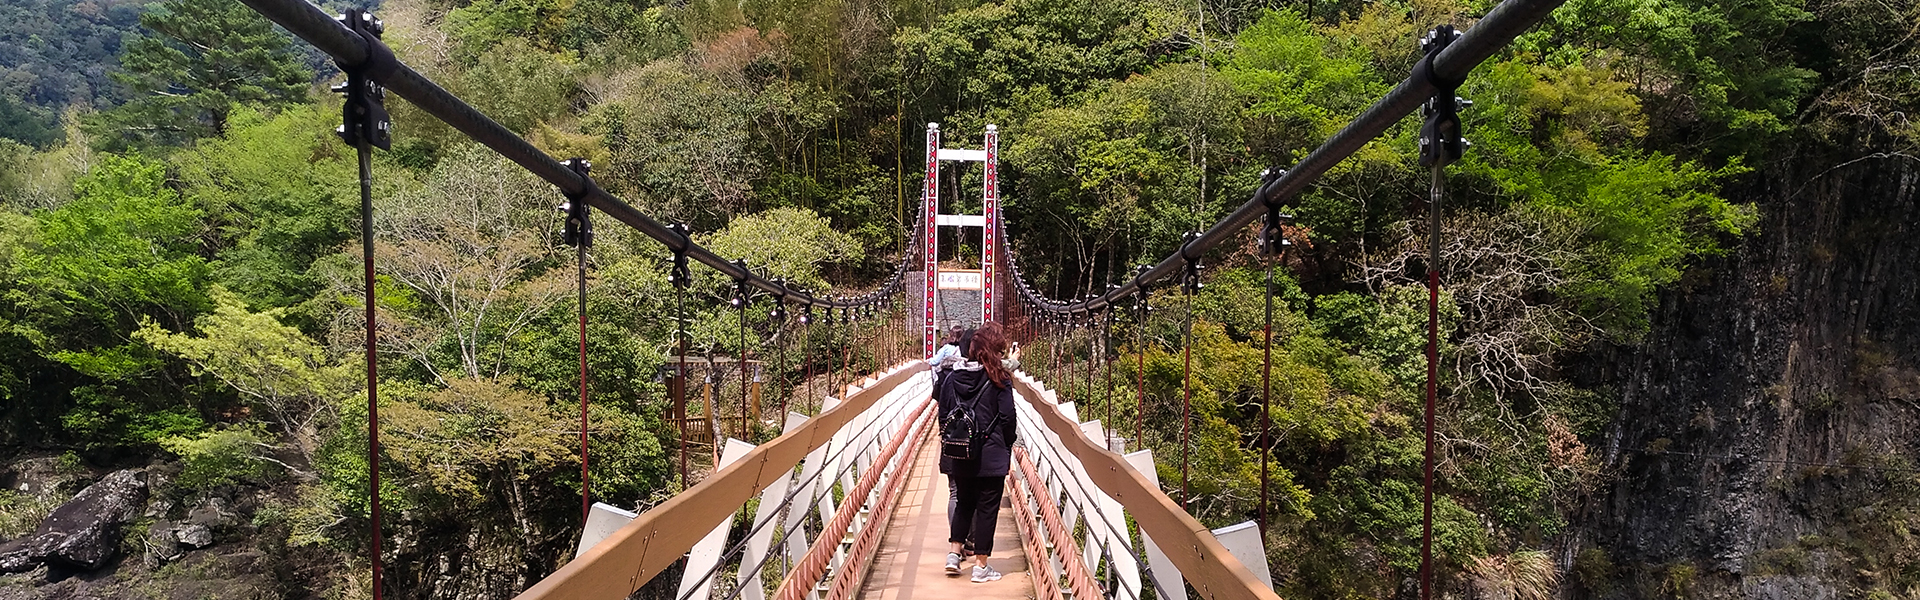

{"left": 1579, "top": 150, "right": 1920, "bottom": 599}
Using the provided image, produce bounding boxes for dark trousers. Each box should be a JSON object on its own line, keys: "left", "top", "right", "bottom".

{"left": 947, "top": 474, "right": 1005, "bottom": 557}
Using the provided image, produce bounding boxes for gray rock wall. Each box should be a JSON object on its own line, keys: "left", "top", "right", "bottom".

{"left": 1580, "top": 151, "right": 1920, "bottom": 598}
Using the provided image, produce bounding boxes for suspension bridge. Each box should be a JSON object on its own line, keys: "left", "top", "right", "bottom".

{"left": 228, "top": 0, "right": 1568, "bottom": 597}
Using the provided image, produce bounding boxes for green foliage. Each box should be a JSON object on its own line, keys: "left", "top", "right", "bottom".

{"left": 584, "top": 60, "right": 762, "bottom": 225}
{"left": 379, "top": 378, "right": 573, "bottom": 500}
{"left": 0, "top": 94, "right": 62, "bottom": 147}
{"left": 6, "top": 153, "right": 217, "bottom": 448}
{"left": 88, "top": 0, "right": 312, "bottom": 148}
{"left": 1574, "top": 547, "right": 1617, "bottom": 593}
{"left": 458, "top": 39, "right": 581, "bottom": 135}
{"left": 160, "top": 423, "right": 282, "bottom": 492}
{"left": 1228, "top": 11, "right": 1385, "bottom": 146}
{"left": 698, "top": 207, "right": 864, "bottom": 292}
{"left": 0, "top": 0, "right": 154, "bottom": 110}
{"left": 1547, "top": 0, "right": 1816, "bottom": 153}
{"left": 1460, "top": 53, "right": 1758, "bottom": 339}
{"left": 0, "top": 489, "right": 60, "bottom": 539}
{"left": 137, "top": 287, "right": 355, "bottom": 456}
{"left": 172, "top": 104, "right": 361, "bottom": 310}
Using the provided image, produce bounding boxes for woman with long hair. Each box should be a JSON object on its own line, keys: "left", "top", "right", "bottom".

{"left": 936, "top": 322, "right": 1018, "bottom": 582}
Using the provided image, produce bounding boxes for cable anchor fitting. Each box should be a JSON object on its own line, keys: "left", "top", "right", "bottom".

{"left": 769, "top": 279, "right": 789, "bottom": 322}
{"left": 1416, "top": 25, "right": 1471, "bottom": 169}
{"left": 1179, "top": 232, "right": 1204, "bottom": 296}
{"left": 666, "top": 223, "right": 692, "bottom": 289}
{"left": 1257, "top": 168, "right": 1295, "bottom": 257}
{"left": 729, "top": 260, "right": 751, "bottom": 309}
{"left": 331, "top": 9, "right": 392, "bottom": 150}
{"left": 1134, "top": 265, "right": 1155, "bottom": 315}
{"left": 559, "top": 159, "right": 594, "bottom": 248}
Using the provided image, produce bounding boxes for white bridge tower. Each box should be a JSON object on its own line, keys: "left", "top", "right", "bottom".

{"left": 919, "top": 122, "right": 1000, "bottom": 358}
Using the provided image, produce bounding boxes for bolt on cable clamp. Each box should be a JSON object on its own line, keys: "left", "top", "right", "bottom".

{"left": 559, "top": 159, "right": 595, "bottom": 248}
{"left": 666, "top": 223, "right": 692, "bottom": 289}
{"left": 1416, "top": 25, "right": 1471, "bottom": 168}
{"left": 1179, "top": 233, "right": 1204, "bottom": 296}
{"left": 331, "top": 9, "right": 394, "bottom": 150}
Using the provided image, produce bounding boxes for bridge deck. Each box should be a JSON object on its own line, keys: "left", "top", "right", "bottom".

{"left": 857, "top": 434, "right": 1034, "bottom": 600}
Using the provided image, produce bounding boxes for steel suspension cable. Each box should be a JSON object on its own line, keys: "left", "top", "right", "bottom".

{"left": 1416, "top": 24, "right": 1469, "bottom": 600}
{"left": 670, "top": 225, "right": 692, "bottom": 487}
{"left": 1255, "top": 181, "right": 1292, "bottom": 533}
{"left": 1105, "top": 310, "right": 1115, "bottom": 450}
{"left": 1085, "top": 319, "right": 1096, "bottom": 408}
{"left": 803, "top": 308, "right": 815, "bottom": 414}
{"left": 354, "top": 114, "right": 383, "bottom": 600}
{"left": 559, "top": 158, "right": 596, "bottom": 523}
{"left": 1135, "top": 293, "right": 1147, "bottom": 448}
{"left": 575, "top": 206, "right": 590, "bottom": 522}
{"left": 772, "top": 290, "right": 791, "bottom": 420}
{"left": 737, "top": 276, "right": 751, "bottom": 441}
{"left": 1180, "top": 282, "right": 1194, "bottom": 510}
{"left": 1260, "top": 259, "right": 1273, "bottom": 532}
{"left": 1421, "top": 145, "right": 1445, "bottom": 600}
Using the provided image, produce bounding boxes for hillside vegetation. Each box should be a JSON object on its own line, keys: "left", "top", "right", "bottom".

{"left": 1, "top": 0, "right": 1916, "bottom": 597}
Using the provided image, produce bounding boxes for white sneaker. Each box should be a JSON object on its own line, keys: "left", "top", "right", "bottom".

{"left": 944, "top": 553, "right": 963, "bottom": 575}
{"left": 971, "top": 564, "right": 1003, "bottom": 583}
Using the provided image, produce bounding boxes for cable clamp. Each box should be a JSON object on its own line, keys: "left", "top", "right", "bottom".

{"left": 730, "top": 260, "right": 751, "bottom": 308}
{"left": 667, "top": 223, "right": 692, "bottom": 289}
{"left": 559, "top": 159, "right": 594, "bottom": 247}
{"left": 331, "top": 9, "right": 393, "bottom": 150}
{"left": 1134, "top": 265, "right": 1155, "bottom": 314}
{"left": 1179, "top": 232, "right": 1204, "bottom": 296}
{"left": 769, "top": 279, "right": 789, "bottom": 322}
{"left": 1416, "top": 25, "right": 1471, "bottom": 168}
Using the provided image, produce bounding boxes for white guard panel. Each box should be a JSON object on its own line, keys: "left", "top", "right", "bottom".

{"left": 785, "top": 397, "right": 839, "bottom": 567}
{"left": 1125, "top": 449, "right": 1187, "bottom": 600}
{"left": 680, "top": 438, "right": 756, "bottom": 600}
{"left": 1209, "top": 521, "right": 1273, "bottom": 589}
{"left": 574, "top": 502, "right": 639, "bottom": 558}
{"left": 738, "top": 413, "right": 809, "bottom": 600}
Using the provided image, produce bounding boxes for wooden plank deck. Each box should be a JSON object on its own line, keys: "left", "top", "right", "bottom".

{"left": 856, "top": 436, "right": 1035, "bottom": 600}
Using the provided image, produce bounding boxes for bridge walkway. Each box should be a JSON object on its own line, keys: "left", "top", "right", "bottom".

{"left": 857, "top": 432, "right": 1034, "bottom": 600}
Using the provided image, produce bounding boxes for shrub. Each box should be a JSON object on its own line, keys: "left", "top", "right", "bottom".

{"left": 160, "top": 424, "right": 282, "bottom": 493}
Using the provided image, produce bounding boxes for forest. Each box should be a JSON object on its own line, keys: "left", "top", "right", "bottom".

{"left": 1, "top": 0, "right": 1917, "bottom": 597}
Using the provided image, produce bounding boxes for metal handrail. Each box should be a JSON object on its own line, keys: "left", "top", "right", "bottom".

{"left": 772, "top": 399, "right": 936, "bottom": 600}
{"left": 1009, "top": 373, "right": 1282, "bottom": 600}
{"left": 1012, "top": 390, "right": 1178, "bottom": 600}
{"left": 515, "top": 362, "right": 926, "bottom": 600}
{"left": 679, "top": 374, "right": 932, "bottom": 600}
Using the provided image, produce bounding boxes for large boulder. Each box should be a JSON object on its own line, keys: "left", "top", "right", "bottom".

{"left": 0, "top": 469, "right": 147, "bottom": 573}
{"left": 0, "top": 540, "right": 34, "bottom": 572}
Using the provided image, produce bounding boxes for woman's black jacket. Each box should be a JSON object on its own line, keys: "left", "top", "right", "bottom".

{"left": 935, "top": 366, "right": 1017, "bottom": 478}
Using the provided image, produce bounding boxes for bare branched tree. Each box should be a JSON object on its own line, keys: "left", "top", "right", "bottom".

{"left": 1362, "top": 208, "right": 1599, "bottom": 404}
{"left": 328, "top": 145, "right": 572, "bottom": 382}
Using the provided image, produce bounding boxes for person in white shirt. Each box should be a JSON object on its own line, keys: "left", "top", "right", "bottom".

{"left": 928, "top": 326, "right": 965, "bottom": 367}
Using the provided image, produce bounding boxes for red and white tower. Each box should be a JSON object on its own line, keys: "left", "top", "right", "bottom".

{"left": 920, "top": 122, "right": 1002, "bottom": 358}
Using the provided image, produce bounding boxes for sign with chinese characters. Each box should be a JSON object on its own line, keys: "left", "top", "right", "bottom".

{"left": 937, "top": 271, "right": 984, "bottom": 290}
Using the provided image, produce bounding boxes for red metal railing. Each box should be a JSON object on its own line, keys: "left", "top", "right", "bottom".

{"left": 773, "top": 398, "right": 934, "bottom": 600}
{"left": 1015, "top": 447, "right": 1104, "bottom": 600}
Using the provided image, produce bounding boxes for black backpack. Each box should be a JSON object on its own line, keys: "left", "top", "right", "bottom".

{"left": 940, "top": 376, "right": 996, "bottom": 460}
